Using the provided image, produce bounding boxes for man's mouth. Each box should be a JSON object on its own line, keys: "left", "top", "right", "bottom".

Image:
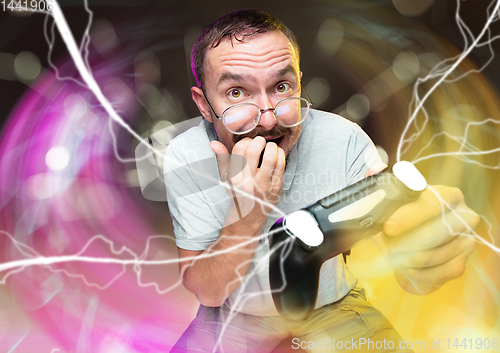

{"left": 257, "top": 135, "right": 285, "bottom": 167}
{"left": 233, "top": 125, "right": 291, "bottom": 148}
{"left": 264, "top": 135, "right": 284, "bottom": 148}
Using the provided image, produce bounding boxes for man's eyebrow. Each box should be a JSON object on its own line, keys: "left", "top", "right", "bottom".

{"left": 273, "top": 64, "right": 298, "bottom": 79}
{"left": 217, "top": 72, "right": 255, "bottom": 86}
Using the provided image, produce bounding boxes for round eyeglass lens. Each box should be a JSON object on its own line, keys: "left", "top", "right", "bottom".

{"left": 223, "top": 104, "right": 260, "bottom": 134}
{"left": 275, "top": 97, "right": 310, "bottom": 127}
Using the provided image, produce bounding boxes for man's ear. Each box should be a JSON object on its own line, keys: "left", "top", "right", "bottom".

{"left": 191, "top": 86, "right": 213, "bottom": 123}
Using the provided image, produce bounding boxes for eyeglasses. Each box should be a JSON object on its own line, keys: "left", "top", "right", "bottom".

{"left": 202, "top": 86, "right": 313, "bottom": 135}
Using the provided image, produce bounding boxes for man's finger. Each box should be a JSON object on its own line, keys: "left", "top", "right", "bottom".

{"left": 272, "top": 147, "right": 286, "bottom": 181}
{"left": 387, "top": 234, "right": 476, "bottom": 268}
{"left": 382, "top": 205, "right": 480, "bottom": 252}
{"left": 383, "top": 185, "right": 466, "bottom": 236}
{"left": 243, "top": 137, "right": 267, "bottom": 174}
{"left": 228, "top": 138, "right": 255, "bottom": 180}
{"left": 401, "top": 252, "right": 470, "bottom": 285}
{"left": 255, "top": 142, "right": 278, "bottom": 183}
{"left": 231, "top": 138, "right": 253, "bottom": 156}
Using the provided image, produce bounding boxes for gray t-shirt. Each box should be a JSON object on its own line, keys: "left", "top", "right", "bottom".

{"left": 164, "top": 109, "right": 382, "bottom": 316}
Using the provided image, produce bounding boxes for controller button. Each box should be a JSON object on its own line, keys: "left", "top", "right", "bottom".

{"left": 284, "top": 210, "right": 324, "bottom": 247}
{"left": 359, "top": 216, "right": 374, "bottom": 227}
{"left": 393, "top": 161, "right": 427, "bottom": 191}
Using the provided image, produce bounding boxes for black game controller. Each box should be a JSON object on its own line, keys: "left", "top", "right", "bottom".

{"left": 268, "top": 161, "right": 427, "bottom": 322}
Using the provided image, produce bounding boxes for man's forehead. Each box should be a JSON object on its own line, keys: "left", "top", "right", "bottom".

{"left": 205, "top": 31, "right": 300, "bottom": 72}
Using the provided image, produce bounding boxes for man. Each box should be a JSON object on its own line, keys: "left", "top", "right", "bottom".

{"left": 164, "top": 9, "right": 479, "bottom": 352}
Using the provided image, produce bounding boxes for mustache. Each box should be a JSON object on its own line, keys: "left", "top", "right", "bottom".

{"left": 233, "top": 125, "right": 292, "bottom": 144}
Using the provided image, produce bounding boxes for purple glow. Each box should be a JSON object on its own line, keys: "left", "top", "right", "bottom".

{"left": 0, "top": 49, "right": 197, "bottom": 352}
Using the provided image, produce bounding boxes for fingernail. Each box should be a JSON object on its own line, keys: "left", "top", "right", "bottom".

{"left": 384, "top": 220, "right": 400, "bottom": 235}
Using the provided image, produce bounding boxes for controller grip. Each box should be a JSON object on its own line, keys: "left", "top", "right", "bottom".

{"left": 269, "top": 222, "right": 321, "bottom": 322}
{"left": 268, "top": 162, "right": 427, "bottom": 322}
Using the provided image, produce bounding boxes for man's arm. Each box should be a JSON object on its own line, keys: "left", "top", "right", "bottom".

{"left": 177, "top": 137, "right": 285, "bottom": 307}
{"left": 177, "top": 209, "right": 266, "bottom": 307}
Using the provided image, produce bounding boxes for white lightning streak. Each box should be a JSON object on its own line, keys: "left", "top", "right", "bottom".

{"left": 411, "top": 118, "right": 500, "bottom": 166}
{"left": 8, "top": 0, "right": 498, "bottom": 351}
{"left": 211, "top": 237, "right": 295, "bottom": 353}
{"left": 428, "top": 186, "right": 499, "bottom": 252}
{"left": 397, "top": 0, "right": 500, "bottom": 162}
{"left": 0, "top": 226, "right": 282, "bottom": 294}
{"left": 44, "top": 0, "right": 163, "bottom": 161}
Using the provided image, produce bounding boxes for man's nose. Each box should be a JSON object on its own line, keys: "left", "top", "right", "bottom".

{"left": 255, "top": 96, "right": 277, "bottom": 130}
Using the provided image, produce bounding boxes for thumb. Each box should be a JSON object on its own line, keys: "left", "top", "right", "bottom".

{"left": 210, "top": 140, "right": 229, "bottom": 155}
{"left": 210, "top": 141, "right": 230, "bottom": 180}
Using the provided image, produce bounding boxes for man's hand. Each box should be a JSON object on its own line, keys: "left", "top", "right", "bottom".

{"left": 379, "top": 185, "right": 480, "bottom": 295}
{"left": 177, "top": 137, "right": 286, "bottom": 307}
{"left": 210, "top": 136, "right": 286, "bottom": 221}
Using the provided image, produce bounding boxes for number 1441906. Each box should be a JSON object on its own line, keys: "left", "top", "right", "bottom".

{"left": 446, "top": 338, "right": 498, "bottom": 350}
{"left": 1, "top": 0, "right": 53, "bottom": 12}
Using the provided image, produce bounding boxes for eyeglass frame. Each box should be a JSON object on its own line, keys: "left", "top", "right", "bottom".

{"left": 201, "top": 84, "right": 314, "bottom": 135}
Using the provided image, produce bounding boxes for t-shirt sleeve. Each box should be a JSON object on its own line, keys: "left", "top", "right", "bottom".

{"left": 344, "top": 123, "right": 383, "bottom": 186}
{"left": 163, "top": 142, "right": 229, "bottom": 251}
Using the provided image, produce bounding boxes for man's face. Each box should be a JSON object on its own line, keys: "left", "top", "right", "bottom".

{"left": 199, "top": 31, "right": 302, "bottom": 157}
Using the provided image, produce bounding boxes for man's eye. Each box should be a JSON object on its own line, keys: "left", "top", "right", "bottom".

{"left": 229, "top": 89, "right": 243, "bottom": 98}
{"left": 276, "top": 83, "right": 291, "bottom": 93}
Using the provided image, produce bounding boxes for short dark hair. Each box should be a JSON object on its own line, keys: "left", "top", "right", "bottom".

{"left": 190, "top": 9, "right": 300, "bottom": 88}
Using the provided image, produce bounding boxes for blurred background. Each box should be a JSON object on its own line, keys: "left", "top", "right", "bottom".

{"left": 0, "top": 0, "right": 499, "bottom": 352}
